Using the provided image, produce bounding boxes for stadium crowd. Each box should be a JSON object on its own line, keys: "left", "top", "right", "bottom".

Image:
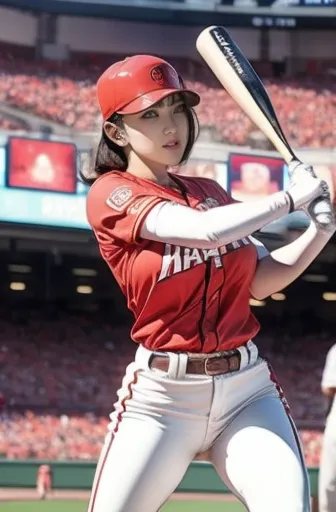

{"left": 0, "top": 311, "right": 133, "bottom": 411}
{"left": 0, "top": 409, "right": 323, "bottom": 466}
{"left": 0, "top": 309, "right": 333, "bottom": 466}
{"left": 0, "top": 55, "right": 335, "bottom": 148}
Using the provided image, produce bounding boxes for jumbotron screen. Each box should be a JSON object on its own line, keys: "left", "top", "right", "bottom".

{"left": 6, "top": 137, "right": 77, "bottom": 193}
{"left": 0, "top": 142, "right": 90, "bottom": 230}
{"left": 227, "top": 153, "right": 285, "bottom": 202}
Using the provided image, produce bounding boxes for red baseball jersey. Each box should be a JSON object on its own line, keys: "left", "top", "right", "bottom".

{"left": 87, "top": 170, "right": 260, "bottom": 353}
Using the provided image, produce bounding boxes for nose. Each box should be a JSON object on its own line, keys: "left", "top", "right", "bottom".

{"left": 163, "top": 115, "right": 177, "bottom": 135}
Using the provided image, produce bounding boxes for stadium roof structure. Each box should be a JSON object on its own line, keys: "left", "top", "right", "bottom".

{"left": 0, "top": 0, "right": 334, "bottom": 29}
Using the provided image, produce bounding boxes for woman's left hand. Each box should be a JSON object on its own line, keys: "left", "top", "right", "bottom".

{"left": 306, "top": 182, "right": 336, "bottom": 234}
{"left": 288, "top": 160, "right": 336, "bottom": 234}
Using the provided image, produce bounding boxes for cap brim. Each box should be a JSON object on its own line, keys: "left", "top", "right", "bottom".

{"left": 116, "top": 89, "right": 200, "bottom": 115}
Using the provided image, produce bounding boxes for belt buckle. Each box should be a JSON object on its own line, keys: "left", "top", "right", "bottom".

{"left": 204, "top": 354, "right": 241, "bottom": 376}
{"left": 204, "top": 356, "right": 225, "bottom": 376}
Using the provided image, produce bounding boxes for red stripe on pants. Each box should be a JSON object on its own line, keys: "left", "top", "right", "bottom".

{"left": 88, "top": 369, "right": 139, "bottom": 512}
{"left": 266, "top": 360, "right": 310, "bottom": 510}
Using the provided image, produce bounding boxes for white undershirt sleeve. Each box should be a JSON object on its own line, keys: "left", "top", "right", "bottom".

{"left": 140, "top": 192, "right": 290, "bottom": 249}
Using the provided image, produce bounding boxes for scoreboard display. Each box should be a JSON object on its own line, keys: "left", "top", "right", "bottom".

{"left": 227, "top": 153, "right": 285, "bottom": 203}
{"left": 0, "top": 138, "right": 90, "bottom": 231}
{"left": 0, "top": 138, "right": 334, "bottom": 233}
{"left": 6, "top": 138, "right": 77, "bottom": 193}
{"left": 218, "top": 0, "right": 335, "bottom": 28}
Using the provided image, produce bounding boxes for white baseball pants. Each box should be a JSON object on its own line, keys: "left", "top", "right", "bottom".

{"left": 88, "top": 343, "right": 310, "bottom": 512}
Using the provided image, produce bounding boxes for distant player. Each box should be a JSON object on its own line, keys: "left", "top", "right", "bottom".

{"left": 36, "top": 464, "right": 52, "bottom": 500}
{"left": 81, "top": 54, "right": 334, "bottom": 512}
{"left": 319, "top": 344, "right": 336, "bottom": 512}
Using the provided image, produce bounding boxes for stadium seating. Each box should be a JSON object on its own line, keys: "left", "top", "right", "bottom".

{"left": 0, "top": 310, "right": 332, "bottom": 464}
{"left": 0, "top": 54, "right": 335, "bottom": 148}
{"left": 0, "top": 409, "right": 323, "bottom": 466}
{"left": 0, "top": 410, "right": 109, "bottom": 460}
{"left": 0, "top": 313, "right": 134, "bottom": 411}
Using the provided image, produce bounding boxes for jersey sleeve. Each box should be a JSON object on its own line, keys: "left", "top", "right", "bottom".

{"left": 322, "top": 345, "right": 336, "bottom": 388}
{"left": 86, "top": 174, "right": 165, "bottom": 245}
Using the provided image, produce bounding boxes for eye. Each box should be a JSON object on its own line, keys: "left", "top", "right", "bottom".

{"left": 174, "top": 103, "right": 186, "bottom": 114}
{"left": 141, "top": 109, "right": 158, "bottom": 119}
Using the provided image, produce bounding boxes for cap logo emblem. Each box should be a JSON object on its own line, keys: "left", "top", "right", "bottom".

{"left": 151, "top": 66, "right": 164, "bottom": 85}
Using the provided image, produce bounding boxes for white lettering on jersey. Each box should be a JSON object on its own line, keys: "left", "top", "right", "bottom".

{"left": 183, "top": 248, "right": 203, "bottom": 270}
{"left": 158, "top": 236, "right": 252, "bottom": 281}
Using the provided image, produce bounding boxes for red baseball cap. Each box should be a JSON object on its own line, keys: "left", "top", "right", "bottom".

{"left": 97, "top": 54, "right": 200, "bottom": 120}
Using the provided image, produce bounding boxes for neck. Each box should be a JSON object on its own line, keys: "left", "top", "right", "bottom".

{"left": 126, "top": 151, "right": 172, "bottom": 187}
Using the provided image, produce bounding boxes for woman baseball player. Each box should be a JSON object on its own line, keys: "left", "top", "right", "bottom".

{"left": 82, "top": 54, "right": 335, "bottom": 512}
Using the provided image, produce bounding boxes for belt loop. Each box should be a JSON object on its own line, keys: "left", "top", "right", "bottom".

{"left": 167, "top": 352, "right": 180, "bottom": 379}
{"left": 248, "top": 341, "right": 258, "bottom": 365}
{"left": 177, "top": 354, "right": 188, "bottom": 379}
{"left": 237, "top": 345, "right": 248, "bottom": 369}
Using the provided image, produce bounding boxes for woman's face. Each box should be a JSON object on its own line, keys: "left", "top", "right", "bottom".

{"left": 121, "top": 94, "right": 189, "bottom": 168}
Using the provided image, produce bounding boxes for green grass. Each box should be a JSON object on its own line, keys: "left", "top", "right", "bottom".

{"left": 163, "top": 501, "right": 245, "bottom": 511}
{"left": 0, "top": 500, "right": 246, "bottom": 511}
{"left": 0, "top": 503, "right": 86, "bottom": 512}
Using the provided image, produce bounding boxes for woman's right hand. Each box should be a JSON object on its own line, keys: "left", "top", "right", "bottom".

{"left": 285, "top": 160, "right": 326, "bottom": 211}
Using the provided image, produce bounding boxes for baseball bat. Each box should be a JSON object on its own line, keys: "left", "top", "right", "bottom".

{"left": 196, "top": 25, "right": 332, "bottom": 228}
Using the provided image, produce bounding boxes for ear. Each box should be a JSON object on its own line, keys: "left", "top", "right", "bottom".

{"left": 104, "top": 122, "right": 128, "bottom": 147}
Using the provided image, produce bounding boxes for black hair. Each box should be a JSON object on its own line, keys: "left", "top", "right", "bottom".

{"left": 79, "top": 113, "right": 127, "bottom": 186}
{"left": 80, "top": 87, "right": 199, "bottom": 186}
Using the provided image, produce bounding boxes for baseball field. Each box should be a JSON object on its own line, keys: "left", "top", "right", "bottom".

{"left": 0, "top": 501, "right": 245, "bottom": 511}
{"left": 0, "top": 489, "right": 246, "bottom": 511}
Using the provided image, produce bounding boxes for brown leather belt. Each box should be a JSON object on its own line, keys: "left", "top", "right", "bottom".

{"left": 149, "top": 350, "right": 241, "bottom": 377}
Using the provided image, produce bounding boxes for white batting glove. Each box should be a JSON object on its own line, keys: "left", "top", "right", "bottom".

{"left": 285, "top": 161, "right": 326, "bottom": 211}
{"left": 306, "top": 182, "right": 336, "bottom": 233}
{"left": 288, "top": 159, "right": 318, "bottom": 180}
{"left": 288, "top": 160, "right": 335, "bottom": 233}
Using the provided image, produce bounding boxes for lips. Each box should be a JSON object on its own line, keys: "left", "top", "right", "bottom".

{"left": 163, "top": 139, "right": 180, "bottom": 149}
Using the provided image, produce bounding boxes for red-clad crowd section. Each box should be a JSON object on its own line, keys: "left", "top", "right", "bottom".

{"left": 0, "top": 53, "right": 335, "bottom": 149}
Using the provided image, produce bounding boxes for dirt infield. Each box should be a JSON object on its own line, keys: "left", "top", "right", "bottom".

{"left": 0, "top": 488, "right": 235, "bottom": 503}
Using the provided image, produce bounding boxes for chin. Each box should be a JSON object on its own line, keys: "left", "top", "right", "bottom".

{"left": 164, "top": 154, "right": 184, "bottom": 167}
{"left": 167, "top": 159, "right": 182, "bottom": 168}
